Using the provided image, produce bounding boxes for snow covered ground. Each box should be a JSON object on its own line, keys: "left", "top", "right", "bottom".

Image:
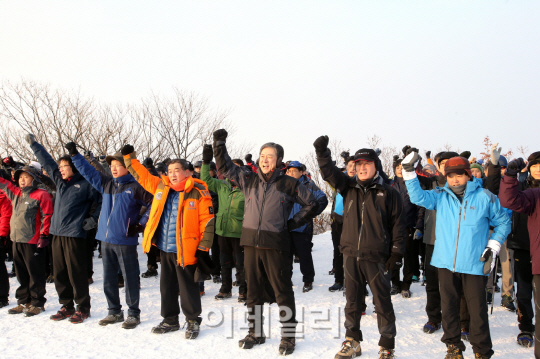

{"left": 0, "top": 232, "right": 532, "bottom": 358}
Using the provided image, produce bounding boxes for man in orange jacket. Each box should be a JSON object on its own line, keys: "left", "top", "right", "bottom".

{"left": 121, "top": 145, "right": 215, "bottom": 339}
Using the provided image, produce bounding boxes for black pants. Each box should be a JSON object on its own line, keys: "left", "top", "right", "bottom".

{"left": 160, "top": 250, "right": 201, "bottom": 324}
{"left": 344, "top": 256, "right": 396, "bottom": 349}
{"left": 146, "top": 245, "right": 159, "bottom": 270}
{"left": 515, "top": 249, "right": 534, "bottom": 333}
{"left": 533, "top": 275, "right": 540, "bottom": 359}
{"left": 392, "top": 228, "right": 417, "bottom": 291}
{"left": 218, "top": 236, "right": 246, "bottom": 295}
{"left": 331, "top": 221, "right": 344, "bottom": 284}
{"left": 86, "top": 228, "right": 97, "bottom": 279}
{"left": 439, "top": 268, "right": 492, "bottom": 357}
{"left": 0, "top": 245, "right": 9, "bottom": 302}
{"left": 45, "top": 245, "right": 53, "bottom": 278}
{"left": 290, "top": 232, "right": 315, "bottom": 283}
{"left": 245, "top": 246, "right": 296, "bottom": 337}
{"left": 52, "top": 236, "right": 91, "bottom": 313}
{"left": 13, "top": 242, "right": 46, "bottom": 307}
{"left": 425, "top": 244, "right": 441, "bottom": 324}
{"left": 211, "top": 233, "right": 221, "bottom": 276}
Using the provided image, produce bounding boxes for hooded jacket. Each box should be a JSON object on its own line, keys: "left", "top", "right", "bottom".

{"left": 288, "top": 175, "right": 328, "bottom": 235}
{"left": 0, "top": 191, "right": 12, "bottom": 237}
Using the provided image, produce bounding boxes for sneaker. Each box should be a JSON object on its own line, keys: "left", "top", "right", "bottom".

{"left": 238, "top": 294, "right": 247, "bottom": 303}
{"left": 215, "top": 292, "right": 232, "bottom": 300}
{"left": 8, "top": 303, "right": 30, "bottom": 314}
{"left": 24, "top": 305, "right": 45, "bottom": 317}
{"left": 141, "top": 268, "right": 158, "bottom": 278}
{"left": 278, "top": 337, "right": 295, "bottom": 356}
{"left": 501, "top": 295, "right": 516, "bottom": 312}
{"left": 423, "top": 321, "right": 441, "bottom": 334}
{"left": 151, "top": 321, "right": 180, "bottom": 334}
{"left": 232, "top": 280, "right": 239, "bottom": 287}
{"left": 122, "top": 315, "right": 141, "bottom": 329}
{"left": 239, "top": 331, "right": 266, "bottom": 349}
{"left": 99, "top": 312, "right": 125, "bottom": 326}
{"left": 46, "top": 275, "right": 54, "bottom": 283}
{"left": 401, "top": 289, "right": 411, "bottom": 298}
{"left": 474, "top": 353, "right": 490, "bottom": 359}
{"left": 0, "top": 301, "right": 8, "bottom": 308}
{"left": 8, "top": 271, "right": 16, "bottom": 278}
{"left": 50, "top": 306, "right": 75, "bottom": 321}
{"left": 185, "top": 320, "right": 200, "bottom": 339}
{"left": 517, "top": 331, "right": 534, "bottom": 348}
{"left": 445, "top": 344, "right": 463, "bottom": 359}
{"left": 461, "top": 327, "right": 470, "bottom": 342}
{"left": 303, "top": 282, "right": 313, "bottom": 293}
{"left": 329, "top": 282, "right": 344, "bottom": 292}
{"left": 378, "top": 347, "right": 395, "bottom": 359}
{"left": 334, "top": 337, "right": 361, "bottom": 358}
{"left": 390, "top": 285, "right": 400, "bottom": 295}
{"left": 212, "top": 275, "right": 222, "bottom": 283}
{"left": 69, "top": 311, "right": 90, "bottom": 324}
{"left": 329, "top": 268, "right": 335, "bottom": 275}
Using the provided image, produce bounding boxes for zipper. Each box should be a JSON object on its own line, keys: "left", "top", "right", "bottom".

{"left": 452, "top": 200, "right": 467, "bottom": 272}
{"left": 346, "top": 200, "right": 353, "bottom": 216}
{"left": 357, "top": 201, "right": 365, "bottom": 259}
{"left": 256, "top": 183, "right": 268, "bottom": 247}
{"left": 125, "top": 218, "right": 131, "bottom": 237}
{"left": 463, "top": 201, "right": 468, "bottom": 221}
{"left": 178, "top": 193, "right": 185, "bottom": 267}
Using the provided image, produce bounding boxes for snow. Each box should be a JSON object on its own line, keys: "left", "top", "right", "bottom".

{"left": 0, "top": 232, "right": 532, "bottom": 358}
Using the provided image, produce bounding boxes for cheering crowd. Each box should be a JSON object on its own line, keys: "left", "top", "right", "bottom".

{"left": 0, "top": 129, "right": 538, "bottom": 359}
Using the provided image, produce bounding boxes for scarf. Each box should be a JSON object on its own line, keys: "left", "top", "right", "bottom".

{"left": 169, "top": 177, "right": 188, "bottom": 192}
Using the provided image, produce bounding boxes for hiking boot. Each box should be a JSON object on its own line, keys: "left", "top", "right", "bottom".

{"left": 334, "top": 337, "right": 361, "bottom": 358}
{"left": 46, "top": 275, "right": 54, "bottom": 283}
{"left": 278, "top": 337, "right": 295, "bottom": 356}
{"left": 0, "top": 301, "right": 9, "bottom": 308}
{"left": 517, "top": 331, "right": 534, "bottom": 347}
{"left": 378, "top": 347, "right": 395, "bottom": 359}
{"left": 185, "top": 319, "right": 200, "bottom": 339}
{"left": 239, "top": 331, "right": 266, "bottom": 349}
{"left": 99, "top": 312, "right": 125, "bottom": 326}
{"left": 329, "top": 282, "right": 344, "bottom": 292}
{"left": 200, "top": 291, "right": 205, "bottom": 297}
{"left": 8, "top": 303, "right": 30, "bottom": 314}
{"left": 294, "top": 256, "right": 300, "bottom": 263}
{"left": 238, "top": 294, "right": 247, "bottom": 303}
{"left": 501, "top": 295, "right": 516, "bottom": 312}
{"left": 401, "top": 289, "right": 411, "bottom": 298}
{"left": 329, "top": 268, "right": 335, "bottom": 275}
{"left": 390, "top": 285, "right": 400, "bottom": 295}
{"left": 303, "top": 282, "right": 313, "bottom": 293}
{"left": 445, "top": 344, "right": 463, "bottom": 359}
{"left": 151, "top": 321, "right": 180, "bottom": 334}
{"left": 24, "top": 305, "right": 45, "bottom": 317}
{"left": 474, "top": 353, "right": 491, "bottom": 359}
{"left": 212, "top": 275, "right": 222, "bottom": 283}
{"left": 423, "top": 321, "right": 441, "bottom": 334}
{"left": 232, "top": 280, "right": 239, "bottom": 287}
{"left": 486, "top": 290, "right": 493, "bottom": 304}
{"left": 69, "top": 311, "right": 90, "bottom": 323}
{"left": 50, "top": 306, "right": 75, "bottom": 321}
{"left": 215, "top": 292, "right": 232, "bottom": 300}
{"left": 122, "top": 315, "right": 140, "bottom": 329}
{"left": 141, "top": 268, "right": 158, "bottom": 278}
{"left": 461, "top": 327, "right": 470, "bottom": 342}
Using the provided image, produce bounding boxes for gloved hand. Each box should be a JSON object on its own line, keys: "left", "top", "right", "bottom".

{"left": 202, "top": 144, "right": 213, "bottom": 164}
{"left": 425, "top": 151, "right": 431, "bottom": 159}
{"left": 127, "top": 223, "right": 145, "bottom": 237}
{"left": 402, "top": 145, "right": 411, "bottom": 156}
{"left": 374, "top": 148, "right": 381, "bottom": 156}
{"left": 195, "top": 248, "right": 211, "bottom": 259}
{"left": 393, "top": 155, "right": 399, "bottom": 163}
{"left": 506, "top": 158, "right": 527, "bottom": 177}
{"left": 213, "top": 129, "right": 228, "bottom": 142}
{"left": 82, "top": 217, "right": 97, "bottom": 231}
{"left": 401, "top": 151, "right": 420, "bottom": 180}
{"left": 490, "top": 143, "right": 501, "bottom": 165}
{"left": 99, "top": 155, "right": 107, "bottom": 162}
{"left": 340, "top": 151, "right": 350, "bottom": 161}
{"left": 245, "top": 154, "right": 253, "bottom": 163}
{"left": 313, "top": 135, "right": 329, "bottom": 156}
{"left": 413, "top": 229, "right": 423, "bottom": 240}
{"left": 37, "top": 234, "right": 50, "bottom": 249}
{"left": 287, "top": 219, "right": 299, "bottom": 232}
{"left": 25, "top": 133, "right": 37, "bottom": 145}
{"left": 65, "top": 142, "right": 79, "bottom": 156}
{"left": 85, "top": 151, "right": 96, "bottom": 162}
{"left": 385, "top": 253, "right": 403, "bottom": 272}
{"left": 0, "top": 236, "right": 6, "bottom": 248}
{"left": 121, "top": 144, "right": 134, "bottom": 156}
{"left": 460, "top": 151, "right": 471, "bottom": 159}
{"left": 2, "top": 156, "right": 15, "bottom": 168}
{"left": 480, "top": 239, "right": 501, "bottom": 275}
{"left": 143, "top": 158, "right": 154, "bottom": 168}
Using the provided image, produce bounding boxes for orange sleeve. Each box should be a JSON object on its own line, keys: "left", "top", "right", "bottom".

{"left": 123, "top": 153, "right": 161, "bottom": 194}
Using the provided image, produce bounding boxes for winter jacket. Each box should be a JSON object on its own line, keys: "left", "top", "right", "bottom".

{"left": 124, "top": 153, "right": 215, "bottom": 266}
{"left": 391, "top": 176, "right": 421, "bottom": 229}
{"left": 30, "top": 142, "right": 101, "bottom": 239}
{"left": 214, "top": 142, "right": 318, "bottom": 252}
{"left": 317, "top": 150, "right": 406, "bottom": 263}
{"left": 201, "top": 163, "right": 245, "bottom": 238}
{"left": 499, "top": 176, "right": 540, "bottom": 274}
{"left": 0, "top": 178, "right": 53, "bottom": 244}
{"left": 505, "top": 178, "right": 532, "bottom": 251}
{"left": 288, "top": 175, "right": 328, "bottom": 235}
{"left": 155, "top": 190, "right": 180, "bottom": 253}
{"left": 406, "top": 177, "right": 511, "bottom": 276}
{"left": 0, "top": 191, "right": 12, "bottom": 237}
{"left": 72, "top": 154, "right": 153, "bottom": 246}
{"left": 331, "top": 191, "right": 344, "bottom": 224}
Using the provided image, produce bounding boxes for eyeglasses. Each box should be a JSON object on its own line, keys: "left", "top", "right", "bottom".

{"left": 58, "top": 165, "right": 71, "bottom": 169}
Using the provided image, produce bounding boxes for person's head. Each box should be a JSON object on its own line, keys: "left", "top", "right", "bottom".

{"left": 395, "top": 163, "right": 403, "bottom": 178}
{"left": 168, "top": 159, "right": 192, "bottom": 184}
{"left": 155, "top": 162, "right": 166, "bottom": 176}
{"left": 14, "top": 166, "right": 41, "bottom": 189}
{"left": 18, "top": 172, "right": 34, "bottom": 188}
{"left": 444, "top": 157, "right": 472, "bottom": 187}
{"left": 345, "top": 157, "right": 356, "bottom": 177}
{"left": 353, "top": 149, "right": 378, "bottom": 181}
{"left": 259, "top": 142, "right": 284, "bottom": 175}
{"left": 209, "top": 162, "right": 217, "bottom": 178}
{"left": 232, "top": 159, "right": 244, "bottom": 167}
{"left": 194, "top": 161, "right": 202, "bottom": 173}
{"left": 110, "top": 160, "right": 128, "bottom": 178}
{"left": 286, "top": 161, "right": 303, "bottom": 180}
{"left": 437, "top": 152, "right": 459, "bottom": 176}
{"left": 470, "top": 163, "right": 484, "bottom": 179}
{"left": 57, "top": 155, "right": 77, "bottom": 180}
{"left": 499, "top": 156, "right": 508, "bottom": 176}
{"left": 527, "top": 152, "right": 540, "bottom": 180}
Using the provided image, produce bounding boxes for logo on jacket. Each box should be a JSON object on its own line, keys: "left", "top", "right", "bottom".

{"left": 25, "top": 202, "right": 29, "bottom": 205}
{"left": 125, "top": 190, "right": 132, "bottom": 194}
{"left": 188, "top": 201, "right": 195, "bottom": 208}
{"left": 74, "top": 184, "right": 80, "bottom": 188}
{"left": 377, "top": 192, "right": 384, "bottom": 196}
{"left": 209, "top": 206, "right": 214, "bottom": 214}
{"left": 469, "top": 206, "right": 476, "bottom": 210}
{"left": 156, "top": 192, "right": 163, "bottom": 200}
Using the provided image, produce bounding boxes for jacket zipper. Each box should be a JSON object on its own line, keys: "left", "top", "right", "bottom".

{"left": 452, "top": 200, "right": 467, "bottom": 272}
{"left": 125, "top": 218, "right": 130, "bottom": 237}
{"left": 357, "top": 201, "right": 365, "bottom": 259}
{"left": 256, "top": 183, "right": 268, "bottom": 247}
{"left": 179, "top": 195, "right": 185, "bottom": 267}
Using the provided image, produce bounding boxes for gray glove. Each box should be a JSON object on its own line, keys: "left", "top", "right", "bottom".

{"left": 490, "top": 143, "right": 501, "bottom": 165}
{"left": 25, "top": 133, "right": 36, "bottom": 145}
{"left": 413, "top": 229, "right": 423, "bottom": 240}
{"left": 82, "top": 217, "right": 97, "bottom": 231}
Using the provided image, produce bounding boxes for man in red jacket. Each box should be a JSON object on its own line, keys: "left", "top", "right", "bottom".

{"left": 0, "top": 169, "right": 13, "bottom": 308}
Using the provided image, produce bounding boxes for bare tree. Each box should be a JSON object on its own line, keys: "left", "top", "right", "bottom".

{"left": 517, "top": 145, "right": 530, "bottom": 159}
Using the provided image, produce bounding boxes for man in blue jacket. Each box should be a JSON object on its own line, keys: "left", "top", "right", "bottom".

{"left": 66, "top": 142, "right": 153, "bottom": 329}
{"left": 26, "top": 134, "right": 101, "bottom": 324}
{"left": 402, "top": 153, "right": 511, "bottom": 359}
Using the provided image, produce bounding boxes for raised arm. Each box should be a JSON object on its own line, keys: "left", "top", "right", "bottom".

{"left": 0, "top": 176, "right": 21, "bottom": 202}
{"left": 498, "top": 159, "right": 537, "bottom": 215}
{"left": 121, "top": 145, "right": 161, "bottom": 195}
{"left": 26, "top": 135, "right": 64, "bottom": 187}
{"left": 314, "top": 136, "right": 351, "bottom": 195}
{"left": 200, "top": 146, "right": 226, "bottom": 193}
{"left": 212, "top": 132, "right": 251, "bottom": 189}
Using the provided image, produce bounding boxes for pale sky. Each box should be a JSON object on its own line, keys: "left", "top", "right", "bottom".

{"left": 1, "top": 1, "right": 539, "bottom": 162}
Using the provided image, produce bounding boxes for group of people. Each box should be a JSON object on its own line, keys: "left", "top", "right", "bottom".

{"left": 0, "top": 130, "right": 538, "bottom": 359}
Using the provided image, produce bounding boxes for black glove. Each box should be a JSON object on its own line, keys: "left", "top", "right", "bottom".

{"left": 460, "top": 151, "right": 471, "bottom": 159}
{"left": 143, "top": 158, "right": 154, "bottom": 168}
{"left": 82, "top": 217, "right": 97, "bottom": 231}
{"left": 245, "top": 154, "right": 252, "bottom": 163}
{"left": 402, "top": 151, "right": 420, "bottom": 172}
{"left": 25, "top": 133, "right": 36, "bottom": 145}
{"left": 99, "top": 155, "right": 106, "bottom": 161}
{"left": 287, "top": 219, "right": 300, "bottom": 232}
{"left": 402, "top": 145, "right": 411, "bottom": 156}
{"left": 0, "top": 236, "right": 6, "bottom": 248}
{"left": 202, "top": 144, "right": 213, "bottom": 164}
{"left": 127, "top": 224, "right": 145, "bottom": 237}
{"left": 195, "top": 248, "right": 211, "bottom": 259}
{"left": 37, "top": 234, "right": 50, "bottom": 249}
{"left": 313, "top": 135, "right": 329, "bottom": 156}
{"left": 213, "top": 129, "right": 228, "bottom": 142}
{"left": 425, "top": 151, "right": 431, "bottom": 159}
{"left": 65, "top": 142, "right": 79, "bottom": 156}
{"left": 121, "top": 144, "right": 134, "bottom": 156}
{"left": 340, "top": 151, "right": 350, "bottom": 161}
{"left": 506, "top": 158, "right": 527, "bottom": 177}
{"left": 393, "top": 155, "right": 399, "bottom": 163}
{"left": 2, "top": 156, "right": 15, "bottom": 168}
{"left": 385, "top": 253, "right": 403, "bottom": 272}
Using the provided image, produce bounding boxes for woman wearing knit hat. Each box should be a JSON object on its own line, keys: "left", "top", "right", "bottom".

{"left": 470, "top": 163, "right": 484, "bottom": 179}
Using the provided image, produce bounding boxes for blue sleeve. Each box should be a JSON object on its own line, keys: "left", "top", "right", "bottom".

{"left": 334, "top": 193, "right": 344, "bottom": 215}
{"left": 71, "top": 153, "right": 108, "bottom": 193}
{"left": 30, "top": 142, "right": 63, "bottom": 187}
{"left": 405, "top": 177, "right": 439, "bottom": 211}
{"left": 486, "top": 190, "right": 512, "bottom": 245}
{"left": 139, "top": 205, "right": 151, "bottom": 226}
{"left": 312, "top": 186, "right": 328, "bottom": 216}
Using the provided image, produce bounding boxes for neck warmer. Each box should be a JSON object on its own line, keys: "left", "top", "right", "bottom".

{"left": 437, "top": 173, "right": 447, "bottom": 186}
{"left": 356, "top": 173, "right": 379, "bottom": 188}
{"left": 528, "top": 176, "right": 540, "bottom": 188}
{"left": 169, "top": 177, "right": 188, "bottom": 192}
{"left": 449, "top": 183, "right": 467, "bottom": 198}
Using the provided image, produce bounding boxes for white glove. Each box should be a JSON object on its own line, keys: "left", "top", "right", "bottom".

{"left": 490, "top": 143, "right": 501, "bottom": 165}
{"left": 480, "top": 239, "right": 501, "bottom": 274}
{"left": 401, "top": 151, "right": 418, "bottom": 181}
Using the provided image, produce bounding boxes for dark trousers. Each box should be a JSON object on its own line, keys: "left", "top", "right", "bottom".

{"left": 425, "top": 244, "right": 441, "bottom": 324}
{"left": 86, "top": 228, "right": 97, "bottom": 278}
{"left": 146, "top": 245, "right": 159, "bottom": 270}
{"left": 211, "top": 233, "right": 221, "bottom": 276}
{"left": 245, "top": 246, "right": 296, "bottom": 337}
{"left": 0, "top": 246, "right": 9, "bottom": 302}
{"left": 52, "top": 235, "right": 90, "bottom": 313}
{"left": 439, "top": 268, "right": 492, "bottom": 357}
{"left": 515, "top": 249, "right": 534, "bottom": 333}
{"left": 13, "top": 242, "right": 46, "bottom": 307}
{"left": 392, "top": 228, "right": 417, "bottom": 290}
{"left": 331, "top": 221, "right": 344, "bottom": 284}
{"left": 45, "top": 245, "right": 53, "bottom": 278}
{"left": 344, "top": 255, "right": 396, "bottom": 349}
{"left": 160, "top": 250, "right": 201, "bottom": 324}
{"left": 290, "top": 232, "right": 315, "bottom": 283}
{"left": 218, "top": 235, "right": 246, "bottom": 295}
{"left": 102, "top": 242, "right": 140, "bottom": 317}
{"left": 533, "top": 275, "right": 540, "bottom": 359}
